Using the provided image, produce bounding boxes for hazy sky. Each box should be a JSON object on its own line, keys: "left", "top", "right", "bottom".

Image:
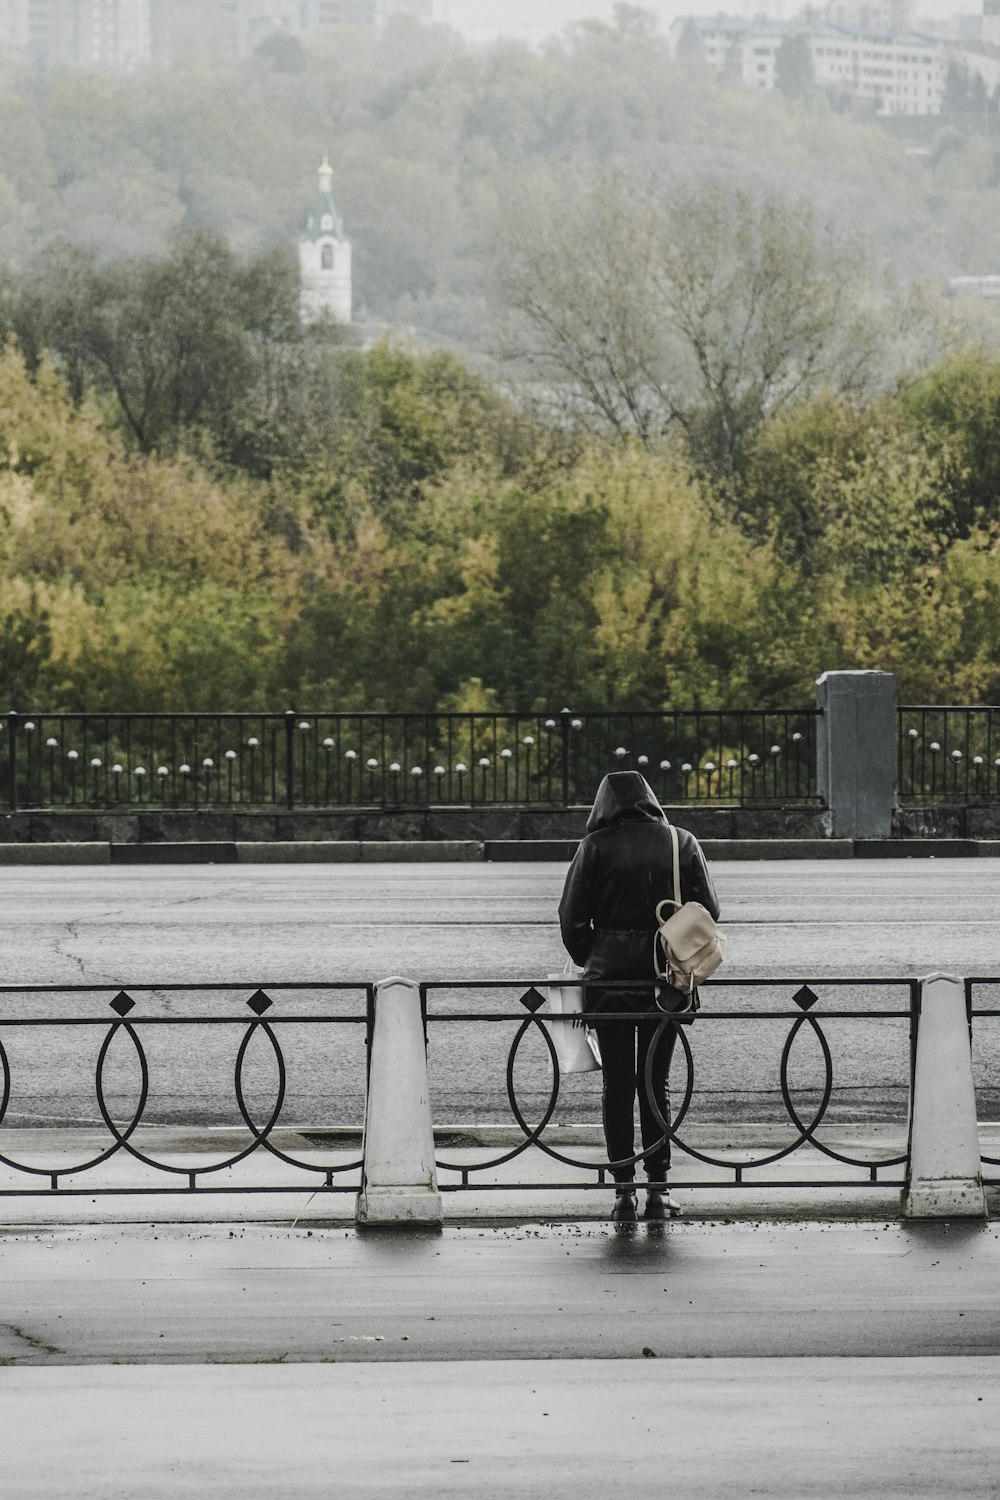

{"left": 433, "top": 0, "right": 977, "bottom": 38}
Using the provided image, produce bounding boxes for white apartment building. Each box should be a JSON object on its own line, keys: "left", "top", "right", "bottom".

{"left": 0, "top": 0, "right": 431, "bottom": 66}
{"left": 80, "top": 0, "right": 151, "bottom": 68}
{"left": 0, "top": 0, "right": 29, "bottom": 51}
{"left": 377, "top": 0, "right": 431, "bottom": 18}
{"left": 812, "top": 29, "right": 944, "bottom": 112}
{"left": 671, "top": 16, "right": 785, "bottom": 88}
{"left": 0, "top": 0, "right": 152, "bottom": 65}
{"left": 672, "top": 14, "right": 946, "bottom": 114}
{"left": 947, "top": 37, "right": 1000, "bottom": 94}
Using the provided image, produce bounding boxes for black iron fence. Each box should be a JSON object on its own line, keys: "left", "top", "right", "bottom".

{"left": 3, "top": 973, "right": 994, "bottom": 1204}
{"left": 6, "top": 702, "right": 1000, "bottom": 814}
{"left": 0, "top": 983, "right": 371, "bottom": 1199}
{"left": 898, "top": 707, "right": 1000, "bottom": 803}
{"left": 421, "top": 977, "right": 916, "bottom": 1195}
{"left": 966, "top": 977, "right": 1000, "bottom": 1187}
{"left": 0, "top": 708, "right": 821, "bottom": 812}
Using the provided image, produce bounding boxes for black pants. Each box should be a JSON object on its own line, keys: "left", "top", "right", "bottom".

{"left": 591, "top": 991, "right": 678, "bottom": 1185}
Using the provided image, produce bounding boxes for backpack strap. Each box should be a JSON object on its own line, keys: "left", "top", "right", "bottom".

{"left": 654, "top": 825, "right": 684, "bottom": 980}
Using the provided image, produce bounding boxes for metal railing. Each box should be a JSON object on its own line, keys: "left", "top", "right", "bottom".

{"left": 898, "top": 707, "right": 1000, "bottom": 803}
{"left": 0, "top": 708, "right": 821, "bottom": 812}
{"left": 3, "top": 973, "right": 989, "bottom": 1205}
{"left": 0, "top": 983, "right": 372, "bottom": 1199}
{"left": 421, "top": 977, "right": 916, "bottom": 1195}
{"left": 966, "top": 977, "right": 1000, "bottom": 1185}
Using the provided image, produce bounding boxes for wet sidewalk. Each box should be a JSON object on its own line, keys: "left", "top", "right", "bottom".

{"left": 5, "top": 1356, "right": 1000, "bottom": 1499}
{"left": 3, "top": 1216, "right": 1000, "bottom": 1365}
{"left": 2, "top": 1218, "right": 1000, "bottom": 1497}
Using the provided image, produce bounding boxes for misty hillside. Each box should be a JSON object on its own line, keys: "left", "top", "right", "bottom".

{"left": 0, "top": 12, "right": 997, "bottom": 346}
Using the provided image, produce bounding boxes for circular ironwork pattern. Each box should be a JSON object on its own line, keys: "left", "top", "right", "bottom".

{"left": 0, "top": 995, "right": 364, "bottom": 1185}
{"left": 435, "top": 1005, "right": 907, "bottom": 1184}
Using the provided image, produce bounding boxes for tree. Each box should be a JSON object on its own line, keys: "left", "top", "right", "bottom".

{"left": 254, "top": 31, "right": 306, "bottom": 73}
{"left": 497, "top": 175, "right": 886, "bottom": 476}
{"left": 7, "top": 231, "right": 301, "bottom": 457}
{"left": 0, "top": 593, "right": 52, "bottom": 708}
{"left": 775, "top": 34, "right": 815, "bottom": 102}
{"left": 898, "top": 349, "right": 1000, "bottom": 536}
{"left": 943, "top": 60, "right": 992, "bottom": 115}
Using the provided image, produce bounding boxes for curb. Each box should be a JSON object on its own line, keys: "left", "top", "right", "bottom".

{"left": 0, "top": 843, "right": 112, "bottom": 865}
{"left": 0, "top": 838, "right": 998, "bottom": 865}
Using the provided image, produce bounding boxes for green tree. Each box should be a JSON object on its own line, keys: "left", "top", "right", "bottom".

{"left": 254, "top": 30, "right": 307, "bottom": 73}
{"left": 898, "top": 349, "right": 1000, "bottom": 536}
{"left": 741, "top": 391, "right": 952, "bottom": 576}
{"left": 775, "top": 34, "right": 815, "bottom": 102}
{"left": 0, "top": 592, "right": 52, "bottom": 708}
{"left": 498, "top": 175, "right": 886, "bottom": 476}
{"left": 7, "top": 231, "right": 301, "bottom": 457}
{"left": 943, "top": 60, "right": 991, "bottom": 114}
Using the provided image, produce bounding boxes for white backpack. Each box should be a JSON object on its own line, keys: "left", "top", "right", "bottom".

{"left": 654, "top": 824, "right": 727, "bottom": 1006}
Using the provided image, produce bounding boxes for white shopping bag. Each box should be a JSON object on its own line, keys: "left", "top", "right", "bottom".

{"left": 543, "top": 963, "right": 602, "bottom": 1074}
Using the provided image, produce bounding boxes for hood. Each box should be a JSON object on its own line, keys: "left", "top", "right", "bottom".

{"left": 585, "top": 771, "right": 668, "bottom": 833}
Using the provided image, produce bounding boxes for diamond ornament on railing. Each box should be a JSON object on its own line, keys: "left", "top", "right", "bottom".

{"left": 517, "top": 986, "right": 548, "bottom": 1015}
{"left": 109, "top": 991, "right": 136, "bottom": 1017}
{"left": 792, "top": 985, "right": 819, "bottom": 1012}
{"left": 246, "top": 990, "right": 273, "bottom": 1016}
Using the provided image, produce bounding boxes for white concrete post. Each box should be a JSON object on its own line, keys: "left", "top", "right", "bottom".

{"left": 905, "top": 973, "right": 987, "bottom": 1219}
{"left": 356, "top": 976, "right": 443, "bottom": 1227}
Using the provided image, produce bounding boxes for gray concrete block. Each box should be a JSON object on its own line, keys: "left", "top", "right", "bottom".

{"left": 237, "top": 842, "right": 364, "bottom": 863}
{"left": 94, "top": 814, "right": 139, "bottom": 844}
{"left": 701, "top": 839, "right": 853, "bottom": 860}
{"left": 28, "top": 813, "right": 99, "bottom": 842}
{"left": 486, "top": 839, "right": 578, "bottom": 861}
{"left": 0, "top": 843, "right": 111, "bottom": 865}
{"left": 0, "top": 814, "right": 33, "bottom": 843}
{"left": 894, "top": 805, "right": 967, "bottom": 838}
{"left": 426, "top": 809, "right": 522, "bottom": 841}
{"left": 284, "top": 813, "right": 361, "bottom": 841}
{"left": 361, "top": 841, "right": 484, "bottom": 862}
{"left": 966, "top": 807, "right": 1000, "bottom": 838}
{"left": 357, "top": 812, "right": 428, "bottom": 841}
{"left": 662, "top": 807, "right": 737, "bottom": 838}
{"left": 111, "top": 843, "right": 237, "bottom": 864}
{"left": 231, "top": 815, "right": 282, "bottom": 842}
{"left": 730, "top": 807, "right": 828, "bottom": 839}
{"left": 519, "top": 810, "right": 590, "bottom": 839}
{"left": 816, "top": 670, "right": 896, "bottom": 839}
{"left": 151, "top": 813, "right": 236, "bottom": 843}
{"left": 853, "top": 839, "right": 979, "bottom": 858}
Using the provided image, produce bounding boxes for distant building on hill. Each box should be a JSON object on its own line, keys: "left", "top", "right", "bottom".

{"left": 671, "top": 13, "right": 946, "bottom": 115}
{"left": 299, "top": 158, "right": 352, "bottom": 326}
{"left": 0, "top": 0, "right": 431, "bottom": 70}
{"left": 0, "top": 0, "right": 30, "bottom": 53}
{"left": 0, "top": 0, "right": 151, "bottom": 68}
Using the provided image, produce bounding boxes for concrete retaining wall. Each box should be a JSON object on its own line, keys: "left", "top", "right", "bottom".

{"left": 0, "top": 805, "right": 831, "bottom": 847}
{"left": 1, "top": 800, "right": 997, "bottom": 851}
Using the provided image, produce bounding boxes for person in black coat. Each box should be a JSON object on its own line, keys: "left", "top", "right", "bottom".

{"left": 558, "top": 771, "right": 720, "bottom": 1223}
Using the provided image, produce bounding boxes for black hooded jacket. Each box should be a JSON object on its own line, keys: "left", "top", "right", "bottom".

{"left": 558, "top": 771, "right": 721, "bottom": 995}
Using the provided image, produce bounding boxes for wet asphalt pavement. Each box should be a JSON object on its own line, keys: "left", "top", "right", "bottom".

{"left": 2, "top": 1219, "right": 999, "bottom": 1365}
{"left": 0, "top": 860, "right": 998, "bottom": 1128}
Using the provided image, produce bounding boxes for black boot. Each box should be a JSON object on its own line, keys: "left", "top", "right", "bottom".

{"left": 644, "top": 1188, "right": 682, "bottom": 1220}
{"left": 611, "top": 1186, "right": 638, "bottom": 1223}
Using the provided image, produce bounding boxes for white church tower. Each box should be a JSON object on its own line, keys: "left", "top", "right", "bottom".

{"left": 299, "top": 158, "right": 352, "bottom": 326}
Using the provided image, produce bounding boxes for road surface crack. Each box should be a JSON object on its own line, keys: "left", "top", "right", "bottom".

{"left": 0, "top": 1321, "right": 63, "bottom": 1361}
{"left": 53, "top": 920, "right": 89, "bottom": 981}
